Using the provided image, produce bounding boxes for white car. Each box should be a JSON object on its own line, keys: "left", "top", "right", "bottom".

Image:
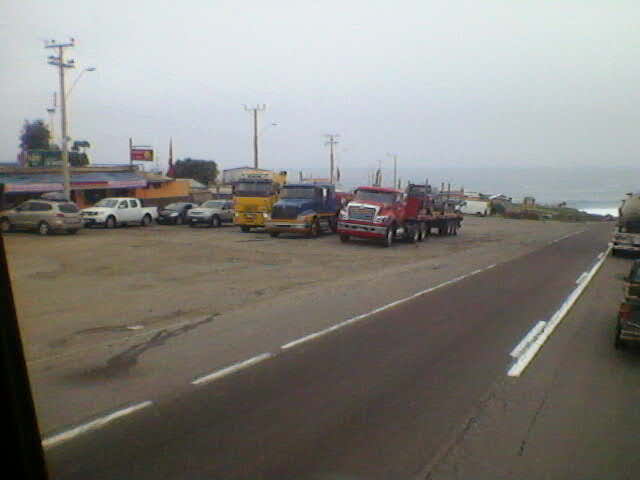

{"left": 81, "top": 197, "right": 158, "bottom": 228}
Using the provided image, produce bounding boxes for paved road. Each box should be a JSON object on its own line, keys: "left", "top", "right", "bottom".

{"left": 44, "top": 224, "right": 611, "bottom": 479}
{"left": 430, "top": 240, "right": 640, "bottom": 479}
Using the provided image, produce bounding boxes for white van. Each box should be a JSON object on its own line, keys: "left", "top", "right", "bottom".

{"left": 461, "top": 199, "right": 490, "bottom": 216}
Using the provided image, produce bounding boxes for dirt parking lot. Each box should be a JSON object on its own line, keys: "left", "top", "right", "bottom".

{"left": 3, "top": 216, "right": 600, "bottom": 362}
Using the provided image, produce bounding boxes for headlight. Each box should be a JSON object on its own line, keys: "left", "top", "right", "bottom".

{"left": 375, "top": 215, "right": 390, "bottom": 223}
{"left": 262, "top": 212, "right": 269, "bottom": 218}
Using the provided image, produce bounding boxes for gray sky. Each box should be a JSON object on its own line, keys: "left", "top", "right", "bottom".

{"left": 2, "top": 0, "right": 639, "bottom": 177}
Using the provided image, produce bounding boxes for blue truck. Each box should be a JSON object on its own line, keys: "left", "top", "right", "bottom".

{"left": 265, "top": 183, "right": 338, "bottom": 238}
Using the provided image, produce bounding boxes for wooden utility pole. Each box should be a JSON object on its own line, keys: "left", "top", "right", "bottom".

{"left": 244, "top": 104, "right": 266, "bottom": 168}
{"left": 46, "top": 39, "right": 75, "bottom": 201}
{"left": 325, "top": 134, "right": 340, "bottom": 184}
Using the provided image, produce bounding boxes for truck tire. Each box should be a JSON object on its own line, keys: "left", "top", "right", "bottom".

{"left": 141, "top": 214, "right": 152, "bottom": 226}
{"left": 340, "top": 234, "right": 350, "bottom": 242}
{"left": 211, "top": 216, "right": 221, "bottom": 228}
{"left": 407, "top": 226, "right": 419, "bottom": 243}
{"left": 241, "top": 226, "right": 250, "bottom": 232}
{"left": 0, "top": 218, "right": 13, "bottom": 233}
{"left": 615, "top": 321, "right": 626, "bottom": 349}
{"left": 175, "top": 216, "right": 183, "bottom": 225}
{"left": 611, "top": 248, "right": 618, "bottom": 257}
{"left": 383, "top": 227, "right": 393, "bottom": 247}
{"left": 308, "top": 218, "right": 320, "bottom": 238}
{"left": 329, "top": 217, "right": 338, "bottom": 233}
{"left": 270, "top": 231, "right": 279, "bottom": 238}
{"left": 105, "top": 216, "right": 116, "bottom": 229}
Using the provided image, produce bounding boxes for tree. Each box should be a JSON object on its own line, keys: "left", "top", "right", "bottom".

{"left": 173, "top": 158, "right": 218, "bottom": 186}
{"left": 19, "top": 119, "right": 51, "bottom": 151}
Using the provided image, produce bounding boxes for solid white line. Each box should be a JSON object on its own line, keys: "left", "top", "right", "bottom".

{"left": 510, "top": 321, "right": 546, "bottom": 358}
{"left": 191, "top": 353, "right": 273, "bottom": 385}
{"left": 42, "top": 401, "right": 152, "bottom": 449}
{"left": 508, "top": 246, "right": 611, "bottom": 377}
{"left": 576, "top": 272, "right": 589, "bottom": 284}
{"left": 281, "top": 263, "right": 497, "bottom": 350}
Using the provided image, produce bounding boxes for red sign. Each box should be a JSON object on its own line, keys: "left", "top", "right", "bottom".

{"left": 130, "top": 148, "right": 154, "bottom": 161}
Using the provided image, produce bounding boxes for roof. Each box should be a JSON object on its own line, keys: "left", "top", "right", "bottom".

{"left": 175, "top": 178, "right": 207, "bottom": 189}
{"left": 142, "top": 172, "right": 173, "bottom": 183}
{"left": 283, "top": 183, "right": 334, "bottom": 189}
{"left": 356, "top": 186, "right": 403, "bottom": 194}
{"left": 0, "top": 170, "right": 147, "bottom": 193}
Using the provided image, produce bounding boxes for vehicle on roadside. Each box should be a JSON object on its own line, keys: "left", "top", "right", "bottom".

{"left": 187, "top": 199, "right": 234, "bottom": 227}
{"left": 233, "top": 170, "right": 287, "bottom": 232}
{"left": 612, "top": 193, "right": 640, "bottom": 256}
{"left": 156, "top": 202, "right": 197, "bottom": 225}
{"left": 266, "top": 183, "right": 338, "bottom": 238}
{"left": 0, "top": 199, "right": 83, "bottom": 235}
{"left": 461, "top": 198, "right": 490, "bottom": 216}
{"left": 80, "top": 197, "right": 158, "bottom": 228}
{"left": 337, "top": 184, "right": 463, "bottom": 247}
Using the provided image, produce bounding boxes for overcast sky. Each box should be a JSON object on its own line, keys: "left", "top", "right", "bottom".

{"left": 2, "top": 0, "right": 639, "bottom": 177}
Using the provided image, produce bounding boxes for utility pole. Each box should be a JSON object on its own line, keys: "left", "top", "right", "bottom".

{"left": 387, "top": 153, "right": 398, "bottom": 190}
{"left": 325, "top": 134, "right": 340, "bottom": 184}
{"left": 244, "top": 104, "right": 266, "bottom": 168}
{"left": 46, "top": 92, "right": 57, "bottom": 146}
{"left": 46, "top": 39, "right": 75, "bottom": 201}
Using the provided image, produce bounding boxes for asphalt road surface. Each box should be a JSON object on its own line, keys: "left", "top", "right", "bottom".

{"left": 44, "top": 224, "right": 611, "bottom": 479}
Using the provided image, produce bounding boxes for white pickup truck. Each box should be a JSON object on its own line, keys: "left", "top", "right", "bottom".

{"left": 80, "top": 197, "right": 158, "bottom": 228}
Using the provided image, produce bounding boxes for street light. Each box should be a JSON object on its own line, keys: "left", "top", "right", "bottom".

{"left": 67, "top": 66, "right": 96, "bottom": 98}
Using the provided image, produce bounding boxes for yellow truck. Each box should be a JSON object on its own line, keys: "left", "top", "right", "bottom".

{"left": 233, "top": 170, "right": 287, "bottom": 232}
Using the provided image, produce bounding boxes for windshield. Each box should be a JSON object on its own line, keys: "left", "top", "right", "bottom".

{"left": 235, "top": 181, "right": 273, "bottom": 196}
{"left": 201, "top": 201, "right": 226, "bottom": 208}
{"left": 94, "top": 199, "right": 118, "bottom": 208}
{"left": 164, "top": 203, "right": 185, "bottom": 210}
{"left": 354, "top": 190, "right": 396, "bottom": 204}
{"left": 280, "top": 187, "right": 316, "bottom": 199}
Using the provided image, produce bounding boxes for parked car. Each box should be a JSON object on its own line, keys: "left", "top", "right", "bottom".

{"left": 80, "top": 197, "right": 158, "bottom": 228}
{"left": 187, "top": 200, "right": 234, "bottom": 227}
{"left": 614, "top": 261, "right": 640, "bottom": 349}
{"left": 0, "top": 199, "right": 83, "bottom": 235}
{"left": 156, "top": 202, "right": 197, "bottom": 225}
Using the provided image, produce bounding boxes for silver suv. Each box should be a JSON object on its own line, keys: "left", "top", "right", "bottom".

{"left": 0, "top": 199, "right": 83, "bottom": 235}
{"left": 187, "top": 200, "right": 234, "bottom": 227}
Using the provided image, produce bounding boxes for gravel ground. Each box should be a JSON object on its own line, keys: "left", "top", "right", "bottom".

{"left": 3, "top": 216, "right": 603, "bottom": 362}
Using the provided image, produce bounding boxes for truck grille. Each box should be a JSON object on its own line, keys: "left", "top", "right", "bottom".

{"left": 272, "top": 205, "right": 299, "bottom": 219}
{"left": 348, "top": 206, "right": 375, "bottom": 221}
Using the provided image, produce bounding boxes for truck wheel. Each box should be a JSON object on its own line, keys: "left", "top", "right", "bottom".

{"left": 340, "top": 234, "right": 350, "bottom": 242}
{"left": 383, "top": 227, "right": 393, "bottom": 247}
{"left": 211, "top": 216, "right": 221, "bottom": 228}
{"left": 407, "top": 227, "right": 419, "bottom": 243}
{"left": 38, "top": 221, "right": 51, "bottom": 236}
{"left": 0, "top": 218, "right": 13, "bottom": 233}
{"left": 105, "top": 216, "right": 116, "bottom": 229}
{"left": 269, "top": 232, "right": 279, "bottom": 238}
{"left": 615, "top": 321, "right": 626, "bottom": 349}
{"left": 329, "top": 217, "right": 338, "bottom": 233}
{"left": 175, "top": 216, "right": 183, "bottom": 225}
{"left": 141, "top": 214, "right": 152, "bottom": 226}
{"left": 241, "top": 226, "right": 250, "bottom": 232}
{"left": 611, "top": 249, "right": 618, "bottom": 257}
{"left": 309, "top": 218, "right": 320, "bottom": 238}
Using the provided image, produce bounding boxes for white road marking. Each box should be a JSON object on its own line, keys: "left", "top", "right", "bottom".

{"left": 548, "top": 230, "right": 585, "bottom": 245}
{"left": 191, "top": 353, "right": 273, "bottom": 385}
{"left": 576, "top": 272, "right": 589, "bottom": 284}
{"left": 508, "top": 246, "right": 611, "bottom": 377}
{"left": 510, "top": 321, "right": 547, "bottom": 358}
{"left": 42, "top": 401, "right": 152, "bottom": 449}
{"left": 281, "top": 263, "right": 497, "bottom": 350}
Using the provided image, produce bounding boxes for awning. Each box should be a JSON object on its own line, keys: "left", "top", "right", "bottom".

{"left": 0, "top": 171, "right": 147, "bottom": 193}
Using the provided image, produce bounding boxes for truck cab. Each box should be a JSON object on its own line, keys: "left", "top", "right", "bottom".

{"left": 337, "top": 187, "right": 406, "bottom": 246}
{"left": 233, "top": 171, "right": 286, "bottom": 232}
{"left": 266, "top": 183, "right": 338, "bottom": 238}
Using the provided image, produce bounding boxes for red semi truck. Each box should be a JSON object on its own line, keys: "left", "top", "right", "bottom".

{"left": 337, "top": 184, "right": 462, "bottom": 247}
